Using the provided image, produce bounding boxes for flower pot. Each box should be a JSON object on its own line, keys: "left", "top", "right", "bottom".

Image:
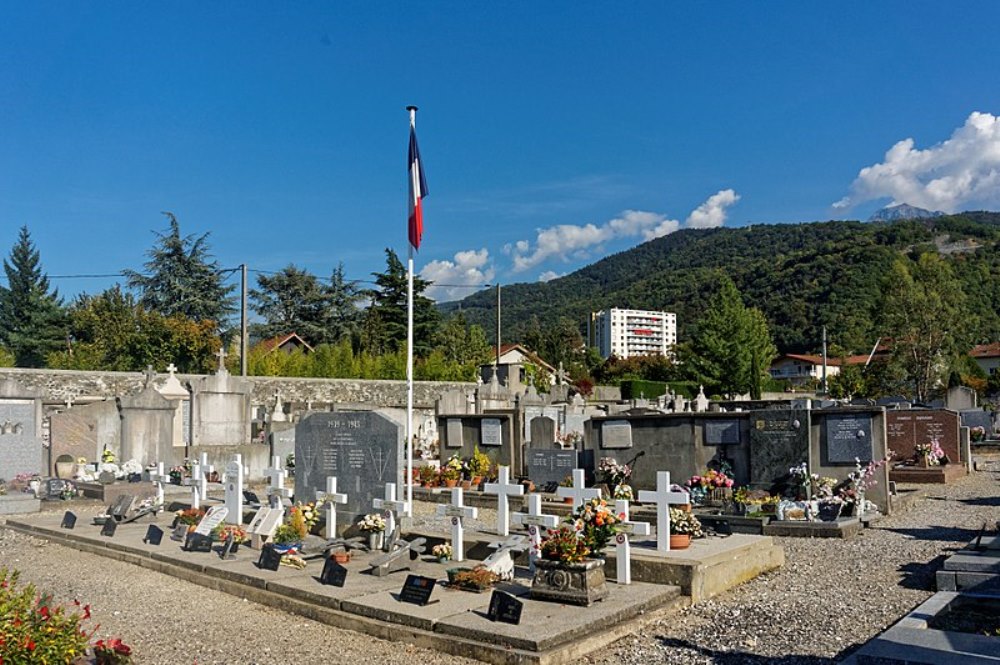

{"left": 367, "top": 531, "right": 385, "bottom": 550}
{"left": 669, "top": 534, "right": 692, "bottom": 549}
{"left": 444, "top": 479, "right": 458, "bottom": 488}
{"left": 460, "top": 480, "right": 472, "bottom": 490}
{"left": 436, "top": 556, "right": 450, "bottom": 564}
{"left": 55, "top": 461, "right": 76, "bottom": 479}
{"left": 447, "top": 567, "right": 473, "bottom": 584}
{"left": 332, "top": 551, "right": 351, "bottom": 564}
{"left": 563, "top": 497, "right": 574, "bottom": 504}
{"left": 919, "top": 455, "right": 931, "bottom": 468}
{"left": 530, "top": 558, "right": 609, "bottom": 606}
{"left": 471, "top": 475, "right": 484, "bottom": 487}
{"left": 271, "top": 542, "right": 301, "bottom": 555}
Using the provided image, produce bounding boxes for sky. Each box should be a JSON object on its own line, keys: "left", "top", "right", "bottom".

{"left": 3, "top": 2, "right": 1000, "bottom": 303}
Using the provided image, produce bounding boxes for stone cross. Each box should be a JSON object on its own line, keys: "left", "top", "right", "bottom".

{"left": 556, "top": 468, "right": 601, "bottom": 510}
{"left": 637, "top": 471, "right": 690, "bottom": 552}
{"left": 215, "top": 347, "right": 227, "bottom": 372}
{"left": 166, "top": 363, "right": 178, "bottom": 376}
{"left": 316, "top": 476, "right": 348, "bottom": 539}
{"left": 191, "top": 452, "right": 213, "bottom": 509}
{"left": 265, "top": 456, "right": 291, "bottom": 506}
{"left": 372, "top": 482, "right": 409, "bottom": 540}
{"left": 555, "top": 362, "right": 570, "bottom": 385}
{"left": 149, "top": 462, "right": 167, "bottom": 511}
{"left": 483, "top": 465, "right": 524, "bottom": 536}
{"left": 143, "top": 365, "right": 156, "bottom": 387}
{"left": 613, "top": 498, "right": 651, "bottom": 584}
{"left": 512, "top": 494, "right": 559, "bottom": 570}
{"left": 224, "top": 454, "right": 245, "bottom": 525}
{"left": 436, "top": 487, "right": 478, "bottom": 562}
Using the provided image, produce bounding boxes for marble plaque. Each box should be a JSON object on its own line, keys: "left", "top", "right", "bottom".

{"left": 480, "top": 418, "right": 502, "bottom": 447}
{"left": 525, "top": 449, "right": 578, "bottom": 487}
{"left": 749, "top": 410, "right": 809, "bottom": 486}
{"left": 601, "top": 420, "right": 632, "bottom": 449}
{"left": 446, "top": 418, "right": 464, "bottom": 449}
{"left": 704, "top": 419, "right": 741, "bottom": 445}
{"left": 824, "top": 413, "right": 874, "bottom": 464}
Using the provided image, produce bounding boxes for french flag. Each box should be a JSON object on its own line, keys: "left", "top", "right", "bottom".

{"left": 408, "top": 125, "right": 428, "bottom": 250}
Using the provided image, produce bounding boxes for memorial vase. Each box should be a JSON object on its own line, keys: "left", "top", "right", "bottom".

{"left": 367, "top": 531, "right": 385, "bottom": 550}
{"left": 529, "top": 558, "right": 609, "bottom": 606}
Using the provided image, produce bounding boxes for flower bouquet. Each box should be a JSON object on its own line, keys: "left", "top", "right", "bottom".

{"left": 570, "top": 497, "right": 622, "bottom": 554}
{"left": 686, "top": 468, "right": 734, "bottom": 505}
{"left": 914, "top": 438, "right": 945, "bottom": 466}
{"left": 598, "top": 457, "right": 633, "bottom": 501}
{"left": 431, "top": 543, "right": 453, "bottom": 562}
{"left": 540, "top": 526, "right": 590, "bottom": 563}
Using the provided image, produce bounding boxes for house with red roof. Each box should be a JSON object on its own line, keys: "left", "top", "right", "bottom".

{"left": 971, "top": 342, "right": 1000, "bottom": 377}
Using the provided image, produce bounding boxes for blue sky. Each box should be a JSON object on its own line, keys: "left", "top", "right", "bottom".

{"left": 3, "top": 2, "right": 1000, "bottom": 302}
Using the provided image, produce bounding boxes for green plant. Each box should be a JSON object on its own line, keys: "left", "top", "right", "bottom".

{"left": 174, "top": 508, "right": 206, "bottom": 527}
{"left": 418, "top": 465, "right": 439, "bottom": 484}
{"left": 469, "top": 446, "right": 491, "bottom": 477}
{"left": 440, "top": 465, "right": 461, "bottom": 481}
{"left": 540, "top": 526, "right": 591, "bottom": 563}
{"left": 271, "top": 523, "right": 302, "bottom": 544}
{"left": 570, "top": 497, "right": 622, "bottom": 553}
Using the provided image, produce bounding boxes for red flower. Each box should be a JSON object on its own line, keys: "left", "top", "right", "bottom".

{"left": 25, "top": 638, "right": 36, "bottom": 651}
{"left": 83, "top": 604, "right": 92, "bottom": 620}
{"left": 39, "top": 605, "right": 50, "bottom": 620}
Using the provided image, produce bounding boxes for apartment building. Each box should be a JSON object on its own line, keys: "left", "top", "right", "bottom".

{"left": 588, "top": 308, "right": 677, "bottom": 359}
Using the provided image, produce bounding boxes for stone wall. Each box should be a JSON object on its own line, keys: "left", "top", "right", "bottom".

{"left": 0, "top": 368, "right": 473, "bottom": 409}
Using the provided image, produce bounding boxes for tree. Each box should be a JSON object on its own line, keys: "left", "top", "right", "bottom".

{"left": 435, "top": 313, "right": 491, "bottom": 366}
{"left": 0, "top": 226, "right": 66, "bottom": 367}
{"left": 123, "top": 212, "right": 235, "bottom": 326}
{"left": 326, "top": 263, "right": 363, "bottom": 345}
{"left": 685, "top": 275, "right": 776, "bottom": 396}
{"left": 250, "top": 265, "right": 332, "bottom": 345}
{"left": 878, "top": 254, "right": 969, "bottom": 402}
{"left": 365, "top": 249, "right": 439, "bottom": 355}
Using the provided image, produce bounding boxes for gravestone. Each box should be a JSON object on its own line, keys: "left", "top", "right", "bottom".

{"left": 0, "top": 379, "right": 44, "bottom": 477}
{"left": 445, "top": 418, "right": 463, "bottom": 449}
{"left": 194, "top": 505, "right": 229, "bottom": 536}
{"left": 48, "top": 400, "right": 119, "bottom": 475}
{"left": 704, "top": 419, "right": 742, "bottom": 446}
{"left": 270, "top": 426, "right": 296, "bottom": 463}
{"left": 117, "top": 384, "right": 178, "bottom": 466}
{"left": 600, "top": 420, "right": 632, "bottom": 449}
{"left": 188, "top": 360, "right": 254, "bottom": 447}
{"left": 480, "top": 418, "right": 502, "bottom": 447}
{"left": 749, "top": 409, "right": 810, "bottom": 485}
{"left": 961, "top": 410, "right": 994, "bottom": 436}
{"left": 525, "top": 449, "right": 578, "bottom": 488}
{"left": 294, "top": 410, "right": 403, "bottom": 535}
{"left": 886, "top": 410, "right": 962, "bottom": 463}
{"left": 823, "top": 413, "right": 874, "bottom": 465}
{"left": 946, "top": 385, "right": 977, "bottom": 411}
{"left": 529, "top": 417, "right": 557, "bottom": 447}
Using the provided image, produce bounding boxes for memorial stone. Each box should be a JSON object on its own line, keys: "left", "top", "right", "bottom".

{"left": 445, "top": 418, "right": 464, "bottom": 449}
{"left": 294, "top": 411, "right": 403, "bottom": 532}
{"left": 600, "top": 420, "right": 632, "bottom": 449}
{"left": 0, "top": 380, "right": 44, "bottom": 477}
{"left": 886, "top": 410, "right": 961, "bottom": 463}
{"left": 525, "top": 449, "right": 578, "bottom": 489}
{"left": 824, "top": 413, "right": 874, "bottom": 464}
{"left": 704, "top": 419, "right": 741, "bottom": 446}
{"left": 481, "top": 418, "right": 502, "bottom": 447}
{"left": 961, "top": 410, "right": 994, "bottom": 436}
{"left": 529, "top": 416, "right": 557, "bottom": 447}
{"left": 749, "top": 409, "right": 810, "bottom": 486}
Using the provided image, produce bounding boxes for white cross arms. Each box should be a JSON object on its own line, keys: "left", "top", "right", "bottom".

{"left": 373, "top": 482, "right": 409, "bottom": 538}
{"left": 265, "top": 456, "right": 292, "bottom": 505}
{"left": 436, "top": 487, "right": 478, "bottom": 562}
{"left": 149, "top": 462, "right": 167, "bottom": 511}
{"left": 614, "top": 499, "right": 651, "bottom": 584}
{"left": 556, "top": 468, "right": 601, "bottom": 510}
{"left": 512, "top": 494, "right": 559, "bottom": 570}
{"left": 483, "top": 465, "right": 524, "bottom": 536}
{"left": 223, "top": 454, "right": 245, "bottom": 525}
{"left": 317, "top": 476, "right": 349, "bottom": 539}
{"left": 190, "top": 454, "right": 211, "bottom": 509}
{"left": 637, "top": 471, "right": 690, "bottom": 552}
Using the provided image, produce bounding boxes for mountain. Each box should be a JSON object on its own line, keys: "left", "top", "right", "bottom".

{"left": 868, "top": 203, "right": 946, "bottom": 222}
{"left": 438, "top": 213, "right": 1000, "bottom": 355}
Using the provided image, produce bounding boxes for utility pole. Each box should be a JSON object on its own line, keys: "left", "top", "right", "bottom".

{"left": 821, "top": 325, "right": 828, "bottom": 394}
{"left": 241, "top": 264, "right": 248, "bottom": 377}
{"left": 495, "top": 283, "right": 501, "bottom": 367}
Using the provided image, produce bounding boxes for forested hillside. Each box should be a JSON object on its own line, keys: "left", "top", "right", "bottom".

{"left": 440, "top": 213, "right": 1000, "bottom": 354}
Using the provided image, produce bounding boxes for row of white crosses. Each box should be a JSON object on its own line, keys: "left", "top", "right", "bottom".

{"left": 190, "top": 452, "right": 215, "bottom": 509}
{"left": 265, "top": 456, "right": 292, "bottom": 508}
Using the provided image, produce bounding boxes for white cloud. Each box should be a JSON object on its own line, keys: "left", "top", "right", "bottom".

{"left": 421, "top": 248, "right": 495, "bottom": 301}
{"left": 835, "top": 111, "right": 1000, "bottom": 212}
{"left": 509, "top": 190, "right": 740, "bottom": 272}
{"left": 538, "top": 270, "right": 564, "bottom": 282}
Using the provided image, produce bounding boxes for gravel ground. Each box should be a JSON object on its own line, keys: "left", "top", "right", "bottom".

{"left": 2, "top": 470, "right": 998, "bottom": 664}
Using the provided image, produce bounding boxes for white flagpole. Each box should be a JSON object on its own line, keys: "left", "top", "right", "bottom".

{"left": 405, "top": 105, "right": 417, "bottom": 517}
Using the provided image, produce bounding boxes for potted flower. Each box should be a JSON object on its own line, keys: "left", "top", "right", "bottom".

{"left": 668, "top": 507, "right": 702, "bottom": 549}
{"left": 431, "top": 543, "right": 453, "bottom": 563}
{"left": 357, "top": 513, "right": 387, "bottom": 550}
{"left": 559, "top": 474, "right": 575, "bottom": 503}
{"left": 330, "top": 547, "right": 351, "bottom": 564}
{"left": 598, "top": 457, "right": 633, "bottom": 503}
{"left": 914, "top": 438, "right": 945, "bottom": 467}
{"left": 532, "top": 526, "right": 609, "bottom": 605}
{"left": 441, "top": 455, "right": 463, "bottom": 487}
{"left": 168, "top": 465, "right": 186, "bottom": 485}
{"left": 212, "top": 524, "right": 248, "bottom": 551}
{"left": 293, "top": 502, "right": 320, "bottom": 535}
{"left": 468, "top": 446, "right": 491, "bottom": 486}
{"left": 685, "top": 467, "right": 734, "bottom": 506}
{"left": 816, "top": 495, "right": 845, "bottom": 522}
{"left": 418, "top": 465, "right": 439, "bottom": 488}
{"left": 571, "top": 497, "right": 622, "bottom": 555}
{"left": 173, "top": 508, "right": 206, "bottom": 530}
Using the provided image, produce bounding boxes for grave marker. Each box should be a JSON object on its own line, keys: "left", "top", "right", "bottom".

{"left": 100, "top": 520, "right": 117, "bottom": 538}
{"left": 704, "top": 419, "right": 741, "bottom": 445}
{"left": 637, "top": 471, "right": 690, "bottom": 552}
{"left": 320, "top": 558, "right": 348, "bottom": 587}
{"left": 512, "top": 494, "right": 559, "bottom": 570}
{"left": 483, "top": 465, "right": 524, "bottom": 536}
{"left": 191, "top": 452, "right": 214, "bottom": 509}
{"left": 194, "top": 505, "right": 229, "bottom": 536}
{"left": 144, "top": 524, "right": 163, "bottom": 546}
{"left": 556, "top": 469, "right": 601, "bottom": 510}
{"left": 480, "top": 418, "right": 502, "bottom": 447}
{"left": 316, "top": 476, "right": 349, "bottom": 539}
{"left": 372, "top": 483, "right": 409, "bottom": 540}
{"left": 171, "top": 524, "right": 189, "bottom": 542}
{"left": 435, "top": 487, "right": 478, "bottom": 562}
{"left": 258, "top": 544, "right": 282, "bottom": 571}
{"left": 220, "top": 535, "right": 238, "bottom": 560}
{"left": 824, "top": 413, "right": 874, "bottom": 464}
{"left": 601, "top": 420, "right": 633, "bottom": 449}
{"left": 184, "top": 532, "right": 214, "bottom": 553}
{"left": 487, "top": 590, "right": 523, "bottom": 625}
{"left": 149, "top": 462, "right": 167, "bottom": 511}
{"left": 613, "top": 499, "right": 650, "bottom": 584}
{"left": 445, "top": 418, "right": 464, "bottom": 449}
{"left": 525, "top": 449, "right": 577, "bottom": 491}
{"left": 60, "top": 511, "right": 77, "bottom": 529}
{"left": 265, "top": 455, "right": 292, "bottom": 506}
{"left": 224, "top": 455, "right": 245, "bottom": 525}
{"left": 399, "top": 574, "right": 436, "bottom": 606}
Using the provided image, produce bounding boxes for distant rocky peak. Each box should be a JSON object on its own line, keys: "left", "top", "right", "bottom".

{"left": 868, "top": 203, "right": 946, "bottom": 222}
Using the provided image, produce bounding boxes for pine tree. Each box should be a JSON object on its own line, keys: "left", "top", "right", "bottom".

{"left": 0, "top": 226, "right": 67, "bottom": 367}
{"left": 250, "top": 264, "right": 333, "bottom": 345}
{"left": 326, "top": 263, "right": 362, "bottom": 345}
{"left": 365, "top": 249, "right": 439, "bottom": 355}
{"left": 123, "top": 212, "right": 235, "bottom": 326}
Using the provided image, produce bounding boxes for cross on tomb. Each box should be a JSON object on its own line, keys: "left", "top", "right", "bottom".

{"left": 637, "top": 471, "right": 690, "bottom": 552}
{"left": 483, "top": 465, "right": 524, "bottom": 536}
{"left": 556, "top": 468, "right": 601, "bottom": 510}
{"left": 166, "top": 363, "right": 178, "bottom": 376}
{"left": 215, "top": 347, "right": 227, "bottom": 372}
{"left": 436, "top": 487, "right": 478, "bottom": 562}
{"left": 512, "top": 494, "right": 559, "bottom": 571}
{"left": 149, "top": 462, "right": 167, "bottom": 511}
{"left": 482, "top": 534, "right": 528, "bottom": 581}
{"left": 613, "top": 498, "right": 651, "bottom": 585}
{"left": 223, "top": 454, "right": 245, "bottom": 525}
{"left": 264, "top": 456, "right": 292, "bottom": 507}
{"left": 555, "top": 362, "right": 570, "bottom": 386}
{"left": 143, "top": 365, "right": 156, "bottom": 387}
{"left": 316, "top": 476, "right": 349, "bottom": 539}
{"left": 372, "top": 482, "right": 409, "bottom": 541}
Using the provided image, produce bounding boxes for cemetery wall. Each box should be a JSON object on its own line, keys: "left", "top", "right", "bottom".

{"left": 0, "top": 368, "right": 473, "bottom": 408}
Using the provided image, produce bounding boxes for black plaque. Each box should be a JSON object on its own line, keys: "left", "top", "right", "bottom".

{"left": 704, "top": 420, "right": 741, "bottom": 446}
{"left": 399, "top": 574, "right": 436, "bottom": 606}
{"left": 46, "top": 479, "right": 68, "bottom": 499}
{"left": 320, "top": 557, "right": 348, "bottom": 587}
{"left": 100, "top": 520, "right": 117, "bottom": 538}
{"left": 184, "top": 532, "right": 214, "bottom": 553}
{"left": 144, "top": 525, "right": 164, "bottom": 546}
{"left": 60, "top": 511, "right": 77, "bottom": 529}
{"left": 824, "top": 414, "right": 874, "bottom": 464}
{"left": 243, "top": 490, "right": 261, "bottom": 505}
{"left": 487, "top": 590, "right": 523, "bottom": 625}
{"left": 171, "top": 524, "right": 189, "bottom": 542}
{"left": 220, "top": 535, "right": 238, "bottom": 559}
{"left": 525, "top": 449, "right": 578, "bottom": 487}
{"left": 258, "top": 544, "right": 282, "bottom": 571}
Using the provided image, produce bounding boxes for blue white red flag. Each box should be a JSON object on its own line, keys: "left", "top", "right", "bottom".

{"left": 408, "top": 126, "right": 428, "bottom": 250}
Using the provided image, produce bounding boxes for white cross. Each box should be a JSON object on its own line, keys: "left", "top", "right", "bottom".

{"left": 372, "top": 482, "right": 409, "bottom": 538}
{"left": 223, "top": 454, "right": 245, "bottom": 525}
{"left": 483, "top": 465, "right": 524, "bottom": 536}
{"left": 512, "top": 494, "right": 559, "bottom": 571}
{"left": 215, "top": 347, "right": 227, "bottom": 371}
{"left": 436, "top": 487, "right": 478, "bottom": 562}
{"left": 190, "top": 454, "right": 212, "bottom": 509}
{"left": 614, "top": 498, "right": 651, "bottom": 584}
{"left": 316, "top": 477, "right": 348, "bottom": 539}
{"left": 166, "top": 363, "right": 178, "bottom": 376}
{"left": 556, "top": 469, "right": 601, "bottom": 510}
{"left": 265, "top": 456, "right": 291, "bottom": 506}
{"left": 149, "top": 462, "right": 167, "bottom": 511}
{"left": 637, "top": 471, "right": 690, "bottom": 552}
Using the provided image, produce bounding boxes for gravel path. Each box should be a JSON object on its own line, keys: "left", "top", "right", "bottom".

{"left": 2, "top": 470, "right": 998, "bottom": 664}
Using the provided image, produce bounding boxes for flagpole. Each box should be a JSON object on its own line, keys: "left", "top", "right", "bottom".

{"left": 405, "top": 105, "right": 417, "bottom": 517}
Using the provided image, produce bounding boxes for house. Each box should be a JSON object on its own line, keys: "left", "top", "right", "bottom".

{"left": 491, "top": 344, "right": 556, "bottom": 374}
{"left": 481, "top": 344, "right": 557, "bottom": 391}
{"left": 971, "top": 342, "right": 1000, "bottom": 376}
{"left": 254, "top": 332, "right": 314, "bottom": 356}
{"left": 769, "top": 354, "right": 843, "bottom": 386}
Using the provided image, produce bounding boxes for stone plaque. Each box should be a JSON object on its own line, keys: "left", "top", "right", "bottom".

{"left": 704, "top": 419, "right": 741, "bottom": 446}
{"left": 0, "top": 400, "right": 41, "bottom": 477}
{"left": 480, "top": 418, "right": 502, "bottom": 447}
{"left": 886, "top": 410, "right": 961, "bottom": 463}
{"left": 526, "top": 449, "right": 578, "bottom": 488}
{"left": 824, "top": 413, "right": 874, "bottom": 464}
{"left": 194, "top": 505, "right": 230, "bottom": 536}
{"left": 446, "top": 418, "right": 464, "bottom": 449}
{"left": 529, "top": 417, "right": 557, "bottom": 447}
{"left": 294, "top": 411, "right": 403, "bottom": 534}
{"left": 600, "top": 420, "right": 632, "bottom": 449}
{"left": 270, "top": 427, "right": 297, "bottom": 462}
{"left": 523, "top": 407, "right": 542, "bottom": 441}
{"left": 961, "top": 410, "right": 993, "bottom": 435}
{"left": 749, "top": 410, "right": 809, "bottom": 486}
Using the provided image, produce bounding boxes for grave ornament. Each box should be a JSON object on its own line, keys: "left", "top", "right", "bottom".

{"left": 637, "top": 471, "right": 690, "bottom": 552}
